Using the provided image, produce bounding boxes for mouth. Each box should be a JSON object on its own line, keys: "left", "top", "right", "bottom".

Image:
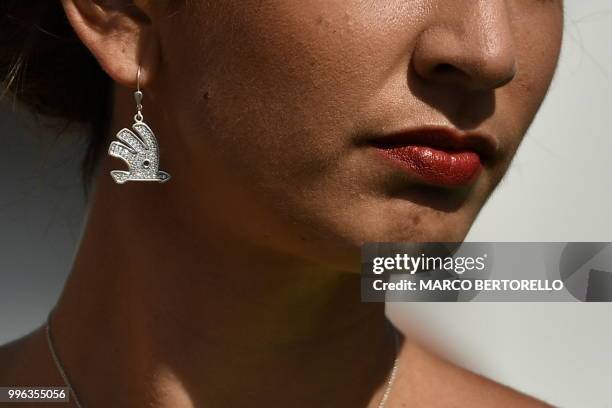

{"left": 366, "top": 126, "right": 498, "bottom": 187}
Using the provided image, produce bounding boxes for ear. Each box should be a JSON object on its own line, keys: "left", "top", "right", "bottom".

{"left": 60, "top": 0, "right": 161, "bottom": 89}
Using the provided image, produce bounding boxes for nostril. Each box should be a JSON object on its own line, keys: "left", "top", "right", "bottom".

{"left": 434, "top": 63, "right": 455, "bottom": 74}
{"left": 429, "top": 63, "right": 471, "bottom": 83}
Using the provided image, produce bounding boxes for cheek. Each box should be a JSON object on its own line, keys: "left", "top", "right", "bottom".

{"left": 490, "top": 7, "right": 562, "bottom": 169}
{"left": 506, "top": 5, "right": 563, "bottom": 130}
{"left": 161, "top": 4, "right": 387, "bottom": 186}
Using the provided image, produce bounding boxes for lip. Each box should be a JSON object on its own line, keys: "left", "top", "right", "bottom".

{"left": 367, "top": 126, "right": 497, "bottom": 187}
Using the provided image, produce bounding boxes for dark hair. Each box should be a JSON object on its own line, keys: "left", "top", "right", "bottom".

{"left": 0, "top": 1, "right": 112, "bottom": 191}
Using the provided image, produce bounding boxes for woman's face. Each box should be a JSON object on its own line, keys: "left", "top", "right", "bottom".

{"left": 156, "top": 0, "right": 563, "bottom": 269}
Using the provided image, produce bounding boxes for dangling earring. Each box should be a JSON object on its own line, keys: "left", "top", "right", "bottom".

{"left": 108, "top": 66, "right": 171, "bottom": 184}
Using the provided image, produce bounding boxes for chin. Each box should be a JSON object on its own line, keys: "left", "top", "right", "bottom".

{"left": 291, "top": 200, "right": 478, "bottom": 274}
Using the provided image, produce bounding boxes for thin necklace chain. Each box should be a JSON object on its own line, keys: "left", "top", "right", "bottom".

{"left": 45, "top": 315, "right": 401, "bottom": 408}
{"left": 378, "top": 324, "right": 401, "bottom": 408}
{"left": 45, "top": 319, "right": 84, "bottom": 408}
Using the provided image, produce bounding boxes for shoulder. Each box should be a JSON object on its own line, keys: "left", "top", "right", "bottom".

{"left": 0, "top": 340, "right": 19, "bottom": 382}
{"left": 0, "top": 332, "right": 31, "bottom": 384}
{"left": 0, "top": 326, "right": 62, "bottom": 387}
{"left": 390, "top": 340, "right": 552, "bottom": 407}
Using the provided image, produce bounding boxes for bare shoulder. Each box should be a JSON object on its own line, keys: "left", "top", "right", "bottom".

{"left": 390, "top": 341, "right": 553, "bottom": 407}
{"left": 0, "top": 331, "right": 34, "bottom": 384}
{"left": 0, "top": 339, "right": 21, "bottom": 383}
{"left": 0, "top": 326, "right": 61, "bottom": 387}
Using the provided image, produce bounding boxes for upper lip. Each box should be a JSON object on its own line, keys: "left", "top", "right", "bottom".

{"left": 366, "top": 125, "right": 499, "bottom": 161}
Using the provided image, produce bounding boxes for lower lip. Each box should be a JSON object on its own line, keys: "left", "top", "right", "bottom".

{"left": 374, "top": 145, "right": 483, "bottom": 187}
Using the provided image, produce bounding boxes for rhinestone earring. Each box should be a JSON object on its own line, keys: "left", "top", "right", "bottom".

{"left": 108, "top": 66, "right": 171, "bottom": 184}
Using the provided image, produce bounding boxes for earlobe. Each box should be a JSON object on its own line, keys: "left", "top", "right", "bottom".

{"left": 60, "top": 0, "right": 160, "bottom": 89}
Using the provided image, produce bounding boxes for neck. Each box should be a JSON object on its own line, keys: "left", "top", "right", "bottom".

{"left": 49, "top": 100, "right": 399, "bottom": 406}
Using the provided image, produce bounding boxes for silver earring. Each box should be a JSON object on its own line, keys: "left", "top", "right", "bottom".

{"left": 108, "top": 66, "right": 171, "bottom": 184}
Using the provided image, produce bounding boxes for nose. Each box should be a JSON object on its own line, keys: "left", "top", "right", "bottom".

{"left": 412, "top": 1, "right": 517, "bottom": 91}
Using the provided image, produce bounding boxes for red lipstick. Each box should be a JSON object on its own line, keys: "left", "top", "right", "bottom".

{"left": 369, "top": 126, "right": 496, "bottom": 187}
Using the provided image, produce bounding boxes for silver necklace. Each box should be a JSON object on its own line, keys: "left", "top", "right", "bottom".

{"left": 45, "top": 317, "right": 401, "bottom": 408}
{"left": 44, "top": 320, "right": 84, "bottom": 408}
{"left": 377, "top": 325, "right": 401, "bottom": 408}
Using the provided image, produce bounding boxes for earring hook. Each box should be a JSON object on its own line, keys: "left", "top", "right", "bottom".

{"left": 134, "top": 66, "right": 144, "bottom": 122}
{"left": 136, "top": 65, "right": 142, "bottom": 93}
